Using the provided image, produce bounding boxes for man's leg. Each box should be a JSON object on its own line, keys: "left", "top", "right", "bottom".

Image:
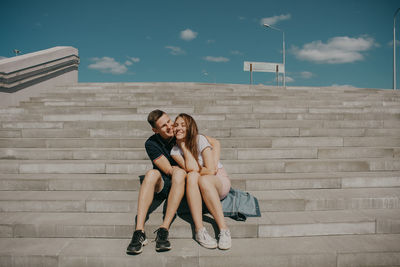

{"left": 127, "top": 169, "right": 163, "bottom": 255}
{"left": 136, "top": 169, "right": 163, "bottom": 231}
{"left": 160, "top": 168, "right": 186, "bottom": 229}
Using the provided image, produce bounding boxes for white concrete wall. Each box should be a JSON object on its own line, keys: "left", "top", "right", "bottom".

{"left": 0, "top": 47, "right": 79, "bottom": 108}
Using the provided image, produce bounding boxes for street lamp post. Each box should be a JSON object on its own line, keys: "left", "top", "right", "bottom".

{"left": 263, "top": 24, "right": 286, "bottom": 88}
{"left": 394, "top": 8, "right": 400, "bottom": 90}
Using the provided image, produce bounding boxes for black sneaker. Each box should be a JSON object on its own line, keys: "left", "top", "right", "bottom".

{"left": 126, "top": 230, "right": 148, "bottom": 255}
{"left": 154, "top": 227, "right": 171, "bottom": 252}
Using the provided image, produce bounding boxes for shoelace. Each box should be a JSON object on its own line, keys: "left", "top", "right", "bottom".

{"left": 131, "top": 232, "right": 144, "bottom": 244}
{"left": 132, "top": 231, "right": 144, "bottom": 243}
{"left": 219, "top": 230, "right": 230, "bottom": 239}
{"left": 154, "top": 228, "right": 168, "bottom": 240}
{"left": 198, "top": 228, "right": 213, "bottom": 242}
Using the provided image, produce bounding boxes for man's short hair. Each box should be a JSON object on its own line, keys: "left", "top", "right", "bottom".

{"left": 147, "top": 109, "right": 165, "bottom": 128}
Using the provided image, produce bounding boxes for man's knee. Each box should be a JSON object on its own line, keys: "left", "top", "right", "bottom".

{"left": 142, "top": 169, "right": 161, "bottom": 185}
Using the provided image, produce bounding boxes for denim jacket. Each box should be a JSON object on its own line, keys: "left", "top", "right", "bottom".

{"left": 221, "top": 188, "right": 261, "bottom": 221}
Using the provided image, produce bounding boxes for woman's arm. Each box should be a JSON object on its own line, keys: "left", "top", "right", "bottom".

{"left": 179, "top": 142, "right": 200, "bottom": 172}
{"left": 205, "top": 136, "right": 221, "bottom": 168}
{"left": 200, "top": 147, "right": 217, "bottom": 175}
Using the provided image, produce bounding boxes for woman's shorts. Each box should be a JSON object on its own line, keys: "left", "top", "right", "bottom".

{"left": 216, "top": 166, "right": 231, "bottom": 200}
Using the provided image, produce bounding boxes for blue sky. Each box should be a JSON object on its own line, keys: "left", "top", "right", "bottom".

{"left": 1, "top": 0, "right": 399, "bottom": 89}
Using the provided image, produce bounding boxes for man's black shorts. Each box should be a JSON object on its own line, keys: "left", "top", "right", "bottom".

{"left": 139, "top": 171, "right": 171, "bottom": 199}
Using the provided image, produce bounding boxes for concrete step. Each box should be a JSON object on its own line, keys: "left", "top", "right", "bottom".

{"left": 23, "top": 98, "right": 392, "bottom": 108}
{"left": 0, "top": 147, "right": 397, "bottom": 160}
{"left": 0, "top": 130, "right": 21, "bottom": 138}
{"left": 2, "top": 111, "right": 398, "bottom": 124}
{"left": 1, "top": 171, "right": 399, "bottom": 191}
{"left": 237, "top": 171, "right": 400, "bottom": 191}
{"left": 272, "top": 137, "right": 400, "bottom": 147}
{"left": 0, "top": 188, "right": 398, "bottom": 213}
{"left": 3, "top": 127, "right": 400, "bottom": 139}
{"left": 61, "top": 119, "right": 260, "bottom": 130}
{"left": 2, "top": 117, "right": 398, "bottom": 129}
{"left": 2, "top": 209, "right": 398, "bottom": 239}
{"left": 1, "top": 137, "right": 399, "bottom": 149}
{"left": 1, "top": 158, "right": 399, "bottom": 174}
{"left": 40, "top": 113, "right": 225, "bottom": 122}
{"left": 27, "top": 105, "right": 398, "bottom": 116}
{"left": 0, "top": 137, "right": 272, "bottom": 149}
{"left": 1, "top": 234, "right": 399, "bottom": 267}
{"left": 28, "top": 90, "right": 400, "bottom": 101}
{"left": 36, "top": 86, "right": 400, "bottom": 98}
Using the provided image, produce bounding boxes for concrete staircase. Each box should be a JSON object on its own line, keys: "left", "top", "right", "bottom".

{"left": 1, "top": 82, "right": 400, "bottom": 267}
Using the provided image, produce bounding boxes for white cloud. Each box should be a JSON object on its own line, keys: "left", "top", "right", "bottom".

{"left": 230, "top": 50, "right": 243, "bottom": 55}
{"left": 292, "top": 36, "right": 377, "bottom": 64}
{"left": 88, "top": 57, "right": 128, "bottom": 75}
{"left": 128, "top": 57, "right": 140, "bottom": 63}
{"left": 203, "top": 56, "right": 230, "bottom": 63}
{"left": 206, "top": 39, "right": 215, "bottom": 44}
{"left": 332, "top": 84, "right": 357, "bottom": 88}
{"left": 125, "top": 57, "right": 140, "bottom": 66}
{"left": 165, "top": 46, "right": 186, "bottom": 55}
{"left": 300, "top": 71, "right": 313, "bottom": 79}
{"left": 238, "top": 16, "right": 246, "bottom": 20}
{"left": 180, "top": 29, "right": 198, "bottom": 41}
{"left": 267, "top": 75, "right": 294, "bottom": 85}
{"left": 280, "top": 76, "right": 294, "bottom": 83}
{"left": 261, "top": 14, "right": 291, "bottom": 26}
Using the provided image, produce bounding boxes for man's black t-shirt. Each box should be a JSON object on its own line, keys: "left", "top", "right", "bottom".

{"left": 145, "top": 134, "right": 177, "bottom": 176}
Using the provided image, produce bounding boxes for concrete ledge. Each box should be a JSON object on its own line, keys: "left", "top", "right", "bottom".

{"left": 0, "top": 47, "right": 79, "bottom": 107}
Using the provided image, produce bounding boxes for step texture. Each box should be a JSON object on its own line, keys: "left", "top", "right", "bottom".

{"left": 1, "top": 82, "right": 400, "bottom": 266}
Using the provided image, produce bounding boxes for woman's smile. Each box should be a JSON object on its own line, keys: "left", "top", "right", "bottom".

{"left": 174, "top": 117, "right": 187, "bottom": 140}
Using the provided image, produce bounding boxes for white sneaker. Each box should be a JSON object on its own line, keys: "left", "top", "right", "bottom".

{"left": 218, "top": 229, "right": 231, "bottom": 250}
{"left": 195, "top": 227, "right": 217, "bottom": 249}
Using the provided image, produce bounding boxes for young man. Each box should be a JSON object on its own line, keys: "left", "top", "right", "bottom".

{"left": 126, "top": 109, "right": 187, "bottom": 254}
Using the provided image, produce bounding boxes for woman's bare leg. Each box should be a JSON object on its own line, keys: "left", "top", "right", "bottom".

{"left": 186, "top": 171, "right": 204, "bottom": 231}
{"left": 198, "top": 175, "right": 228, "bottom": 230}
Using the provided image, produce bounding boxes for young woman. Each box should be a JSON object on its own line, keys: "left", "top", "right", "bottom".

{"left": 171, "top": 113, "right": 231, "bottom": 250}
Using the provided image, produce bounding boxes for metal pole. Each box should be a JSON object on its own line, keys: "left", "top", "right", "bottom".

{"left": 283, "top": 31, "right": 286, "bottom": 88}
{"left": 394, "top": 8, "right": 400, "bottom": 90}
{"left": 263, "top": 24, "right": 286, "bottom": 88}
{"left": 250, "top": 64, "right": 253, "bottom": 85}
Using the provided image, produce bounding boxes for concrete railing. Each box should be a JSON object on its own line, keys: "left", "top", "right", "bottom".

{"left": 0, "top": 46, "right": 79, "bottom": 107}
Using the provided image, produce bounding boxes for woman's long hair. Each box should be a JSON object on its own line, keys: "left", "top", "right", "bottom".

{"left": 175, "top": 113, "right": 199, "bottom": 166}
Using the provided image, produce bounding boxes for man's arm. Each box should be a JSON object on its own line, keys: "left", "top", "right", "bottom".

{"left": 146, "top": 139, "right": 179, "bottom": 176}
{"left": 153, "top": 155, "right": 179, "bottom": 176}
